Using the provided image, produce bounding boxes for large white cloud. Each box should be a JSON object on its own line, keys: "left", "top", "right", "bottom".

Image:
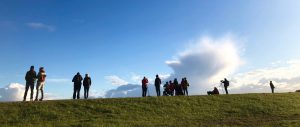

{"left": 0, "top": 83, "right": 58, "bottom": 102}
{"left": 165, "top": 35, "right": 244, "bottom": 94}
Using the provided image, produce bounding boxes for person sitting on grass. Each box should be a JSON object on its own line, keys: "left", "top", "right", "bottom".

{"left": 207, "top": 87, "right": 219, "bottom": 95}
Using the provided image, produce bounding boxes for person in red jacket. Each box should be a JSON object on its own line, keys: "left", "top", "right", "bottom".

{"left": 168, "top": 80, "right": 174, "bottom": 96}
{"left": 141, "top": 77, "right": 149, "bottom": 97}
{"left": 35, "top": 67, "right": 46, "bottom": 101}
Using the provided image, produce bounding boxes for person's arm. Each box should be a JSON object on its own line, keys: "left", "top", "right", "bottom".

{"left": 89, "top": 78, "right": 92, "bottom": 86}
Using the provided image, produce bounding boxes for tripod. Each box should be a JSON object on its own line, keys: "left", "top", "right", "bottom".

{"left": 219, "top": 82, "right": 225, "bottom": 94}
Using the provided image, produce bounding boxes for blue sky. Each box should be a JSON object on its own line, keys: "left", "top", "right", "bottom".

{"left": 1, "top": 0, "right": 300, "bottom": 100}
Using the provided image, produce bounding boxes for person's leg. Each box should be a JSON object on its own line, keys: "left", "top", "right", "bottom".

{"left": 155, "top": 86, "right": 159, "bottom": 96}
{"left": 40, "top": 82, "right": 44, "bottom": 101}
{"left": 35, "top": 82, "right": 40, "bottom": 101}
{"left": 73, "top": 85, "right": 76, "bottom": 99}
{"left": 142, "top": 87, "right": 145, "bottom": 97}
{"left": 272, "top": 88, "right": 274, "bottom": 93}
{"left": 186, "top": 88, "right": 189, "bottom": 96}
{"left": 86, "top": 87, "right": 90, "bottom": 99}
{"left": 23, "top": 83, "right": 30, "bottom": 101}
{"left": 77, "top": 86, "right": 81, "bottom": 99}
{"left": 225, "top": 86, "right": 228, "bottom": 94}
{"left": 29, "top": 83, "right": 34, "bottom": 101}
{"left": 84, "top": 87, "right": 87, "bottom": 99}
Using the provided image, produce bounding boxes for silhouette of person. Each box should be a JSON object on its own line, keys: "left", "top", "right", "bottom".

{"left": 141, "top": 77, "right": 149, "bottom": 97}
{"left": 163, "top": 82, "right": 169, "bottom": 96}
{"left": 83, "top": 74, "right": 92, "bottom": 99}
{"left": 207, "top": 87, "right": 219, "bottom": 95}
{"left": 174, "top": 78, "right": 182, "bottom": 95}
{"left": 270, "top": 81, "right": 275, "bottom": 93}
{"left": 154, "top": 74, "right": 162, "bottom": 96}
{"left": 168, "top": 80, "right": 174, "bottom": 96}
{"left": 72, "top": 72, "right": 83, "bottom": 99}
{"left": 221, "top": 78, "right": 229, "bottom": 94}
{"left": 181, "top": 77, "right": 189, "bottom": 96}
{"left": 35, "top": 67, "right": 47, "bottom": 101}
{"left": 23, "top": 66, "right": 37, "bottom": 101}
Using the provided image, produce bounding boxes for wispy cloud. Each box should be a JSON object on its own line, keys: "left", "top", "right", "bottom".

{"left": 46, "top": 78, "right": 71, "bottom": 84}
{"left": 105, "top": 75, "right": 129, "bottom": 86}
{"left": 26, "top": 22, "right": 56, "bottom": 32}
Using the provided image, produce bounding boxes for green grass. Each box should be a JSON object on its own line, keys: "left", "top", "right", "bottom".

{"left": 1, "top": 93, "right": 300, "bottom": 127}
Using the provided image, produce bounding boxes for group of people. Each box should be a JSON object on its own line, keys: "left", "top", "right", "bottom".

{"left": 141, "top": 75, "right": 190, "bottom": 97}
{"left": 206, "top": 78, "right": 276, "bottom": 95}
{"left": 23, "top": 66, "right": 92, "bottom": 102}
{"left": 72, "top": 72, "right": 92, "bottom": 99}
{"left": 23, "top": 66, "right": 47, "bottom": 101}
{"left": 23, "top": 66, "right": 277, "bottom": 101}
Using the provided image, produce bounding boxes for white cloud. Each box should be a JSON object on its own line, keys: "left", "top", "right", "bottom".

{"left": 0, "top": 83, "right": 58, "bottom": 102}
{"left": 105, "top": 75, "right": 129, "bottom": 86}
{"left": 230, "top": 60, "right": 300, "bottom": 93}
{"left": 165, "top": 35, "right": 244, "bottom": 94}
{"left": 26, "top": 22, "right": 56, "bottom": 32}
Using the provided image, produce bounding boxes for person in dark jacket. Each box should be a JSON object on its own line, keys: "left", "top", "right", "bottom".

{"left": 83, "top": 74, "right": 92, "bottom": 99}
{"left": 270, "top": 81, "right": 275, "bottom": 93}
{"left": 181, "top": 78, "right": 189, "bottom": 96}
{"left": 174, "top": 78, "right": 183, "bottom": 95}
{"left": 207, "top": 87, "right": 219, "bottom": 95}
{"left": 221, "top": 78, "right": 229, "bottom": 95}
{"left": 154, "top": 74, "right": 162, "bottom": 96}
{"left": 23, "top": 66, "right": 37, "bottom": 101}
{"left": 141, "top": 77, "right": 149, "bottom": 97}
{"left": 72, "top": 72, "right": 83, "bottom": 99}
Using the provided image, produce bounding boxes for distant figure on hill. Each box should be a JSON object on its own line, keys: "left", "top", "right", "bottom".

{"left": 83, "top": 74, "right": 92, "bottom": 99}
{"left": 181, "top": 77, "right": 189, "bottom": 96}
{"left": 23, "top": 66, "right": 37, "bottom": 101}
{"left": 35, "top": 67, "right": 47, "bottom": 101}
{"left": 154, "top": 74, "right": 162, "bottom": 96}
{"left": 270, "top": 81, "right": 275, "bottom": 93}
{"left": 168, "top": 80, "right": 174, "bottom": 96}
{"left": 221, "top": 78, "right": 229, "bottom": 94}
{"left": 141, "top": 77, "right": 149, "bottom": 97}
{"left": 72, "top": 72, "right": 83, "bottom": 99}
{"left": 174, "top": 78, "right": 183, "bottom": 95}
{"left": 207, "top": 87, "right": 219, "bottom": 95}
{"left": 163, "top": 82, "right": 171, "bottom": 96}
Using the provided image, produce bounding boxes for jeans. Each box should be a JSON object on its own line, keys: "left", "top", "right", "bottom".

{"left": 84, "top": 86, "right": 90, "bottom": 99}
{"left": 142, "top": 86, "right": 147, "bottom": 97}
{"left": 73, "top": 84, "right": 81, "bottom": 99}
{"left": 24, "top": 82, "right": 34, "bottom": 101}
{"left": 155, "top": 85, "right": 160, "bottom": 96}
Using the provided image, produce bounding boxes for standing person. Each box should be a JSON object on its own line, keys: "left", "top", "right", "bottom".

{"left": 72, "top": 72, "right": 83, "bottom": 99}
{"left": 142, "top": 77, "right": 149, "bottom": 97}
{"left": 173, "top": 78, "right": 180, "bottom": 95}
{"left": 154, "top": 74, "right": 162, "bottom": 96}
{"left": 168, "top": 80, "right": 174, "bottom": 96}
{"left": 23, "top": 66, "right": 37, "bottom": 101}
{"left": 35, "top": 67, "right": 47, "bottom": 101}
{"left": 221, "top": 78, "right": 230, "bottom": 95}
{"left": 83, "top": 74, "right": 92, "bottom": 99}
{"left": 270, "top": 81, "right": 275, "bottom": 93}
{"left": 181, "top": 78, "right": 189, "bottom": 96}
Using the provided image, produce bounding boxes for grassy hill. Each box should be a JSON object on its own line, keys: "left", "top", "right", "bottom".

{"left": 0, "top": 93, "right": 300, "bottom": 127}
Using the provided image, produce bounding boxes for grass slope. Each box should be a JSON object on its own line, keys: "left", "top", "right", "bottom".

{"left": 0, "top": 93, "right": 300, "bottom": 127}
